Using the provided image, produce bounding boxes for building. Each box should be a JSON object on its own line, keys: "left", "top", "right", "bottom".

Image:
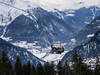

{"left": 50, "top": 43, "right": 64, "bottom": 54}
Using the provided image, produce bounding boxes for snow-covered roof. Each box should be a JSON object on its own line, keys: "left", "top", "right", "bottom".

{"left": 52, "top": 43, "right": 63, "bottom": 48}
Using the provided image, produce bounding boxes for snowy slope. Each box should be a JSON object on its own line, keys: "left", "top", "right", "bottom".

{"left": 0, "top": 38, "right": 45, "bottom": 65}
{"left": 0, "top": 0, "right": 37, "bottom": 25}
{"left": 11, "top": 40, "right": 68, "bottom": 63}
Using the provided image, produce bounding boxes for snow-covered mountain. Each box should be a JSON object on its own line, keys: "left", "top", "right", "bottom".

{"left": 0, "top": 0, "right": 100, "bottom": 29}
{"left": 3, "top": 9, "right": 74, "bottom": 47}
{"left": 62, "top": 15, "right": 100, "bottom": 62}
{"left": 0, "top": 0, "right": 100, "bottom": 64}
{"left": 1, "top": 6, "right": 100, "bottom": 47}
{"left": 74, "top": 15, "right": 100, "bottom": 46}
{"left": 1, "top": 6, "right": 100, "bottom": 49}
{"left": 63, "top": 7, "right": 100, "bottom": 30}
{"left": 62, "top": 30, "right": 100, "bottom": 62}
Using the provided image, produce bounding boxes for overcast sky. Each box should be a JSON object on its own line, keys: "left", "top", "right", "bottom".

{"left": 31, "top": 0, "right": 100, "bottom": 10}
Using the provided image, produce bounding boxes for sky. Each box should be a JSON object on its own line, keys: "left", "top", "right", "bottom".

{"left": 31, "top": 0, "right": 100, "bottom": 10}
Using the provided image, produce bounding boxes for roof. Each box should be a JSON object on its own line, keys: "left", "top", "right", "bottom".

{"left": 52, "top": 43, "right": 63, "bottom": 48}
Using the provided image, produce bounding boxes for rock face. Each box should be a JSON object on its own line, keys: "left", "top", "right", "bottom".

{"left": 0, "top": 38, "right": 45, "bottom": 65}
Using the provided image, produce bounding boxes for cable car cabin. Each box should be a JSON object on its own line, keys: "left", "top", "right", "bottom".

{"left": 50, "top": 43, "right": 64, "bottom": 54}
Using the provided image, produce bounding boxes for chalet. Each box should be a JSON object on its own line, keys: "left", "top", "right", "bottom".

{"left": 50, "top": 43, "right": 64, "bottom": 54}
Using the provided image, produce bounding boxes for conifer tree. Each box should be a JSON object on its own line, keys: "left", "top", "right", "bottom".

{"left": 36, "top": 62, "right": 44, "bottom": 75}
{"left": 0, "top": 50, "right": 13, "bottom": 75}
{"left": 27, "top": 61, "right": 31, "bottom": 75}
{"left": 44, "top": 62, "right": 55, "bottom": 75}
{"left": 94, "top": 56, "right": 100, "bottom": 75}
{"left": 22, "top": 61, "right": 31, "bottom": 75}
{"left": 49, "top": 62, "right": 55, "bottom": 75}
{"left": 14, "top": 56, "right": 22, "bottom": 75}
{"left": 30, "top": 65, "right": 37, "bottom": 75}
{"left": 8, "top": 61, "right": 13, "bottom": 75}
{"left": 44, "top": 62, "right": 50, "bottom": 75}
{"left": 72, "top": 52, "right": 90, "bottom": 75}
{"left": 63, "top": 60, "right": 72, "bottom": 75}
{"left": 57, "top": 61, "right": 63, "bottom": 75}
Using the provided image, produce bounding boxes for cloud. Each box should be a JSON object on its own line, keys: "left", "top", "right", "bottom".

{"left": 31, "top": 0, "right": 100, "bottom": 10}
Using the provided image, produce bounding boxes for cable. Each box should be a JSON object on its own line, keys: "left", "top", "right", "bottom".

{"left": 0, "top": 1, "right": 27, "bottom": 13}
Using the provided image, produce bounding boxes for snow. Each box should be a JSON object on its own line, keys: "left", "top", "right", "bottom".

{"left": 85, "top": 21, "right": 89, "bottom": 24}
{"left": 55, "top": 11, "right": 64, "bottom": 19}
{"left": 29, "top": 45, "right": 69, "bottom": 64}
{"left": 71, "top": 38, "right": 76, "bottom": 43}
{"left": 30, "top": 46, "right": 68, "bottom": 64}
{"left": 96, "top": 20, "right": 100, "bottom": 22}
{"left": 12, "top": 41, "right": 41, "bottom": 49}
{"left": 52, "top": 43, "right": 63, "bottom": 48}
{"left": 11, "top": 41, "right": 68, "bottom": 64}
{"left": 0, "top": 36, "right": 12, "bottom": 41}
{"left": 84, "top": 58, "right": 97, "bottom": 69}
{"left": 60, "top": 29, "right": 65, "bottom": 32}
{"left": 66, "top": 14, "right": 74, "bottom": 16}
{"left": 97, "top": 25, "right": 100, "bottom": 29}
{"left": 87, "top": 34, "right": 94, "bottom": 38}
{"left": 0, "top": 0, "right": 38, "bottom": 25}
{"left": 42, "top": 51, "right": 68, "bottom": 64}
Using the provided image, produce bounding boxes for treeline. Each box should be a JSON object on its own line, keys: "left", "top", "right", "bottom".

{"left": 0, "top": 50, "right": 100, "bottom": 75}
